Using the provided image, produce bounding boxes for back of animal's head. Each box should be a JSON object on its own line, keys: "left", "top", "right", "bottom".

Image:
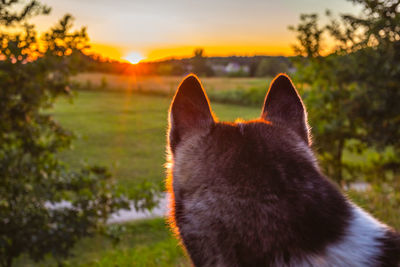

{"left": 167, "top": 73, "right": 311, "bottom": 193}
{"left": 166, "top": 74, "right": 347, "bottom": 266}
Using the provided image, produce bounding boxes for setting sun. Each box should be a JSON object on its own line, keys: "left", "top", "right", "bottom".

{"left": 124, "top": 52, "right": 144, "bottom": 64}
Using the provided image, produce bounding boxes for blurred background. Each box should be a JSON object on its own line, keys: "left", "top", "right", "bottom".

{"left": 1, "top": 0, "right": 399, "bottom": 266}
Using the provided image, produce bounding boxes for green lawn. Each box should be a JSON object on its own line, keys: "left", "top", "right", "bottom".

{"left": 52, "top": 90, "right": 260, "bottom": 192}
{"left": 15, "top": 218, "right": 189, "bottom": 267}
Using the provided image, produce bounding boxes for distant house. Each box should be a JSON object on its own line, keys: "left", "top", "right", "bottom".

{"left": 211, "top": 64, "right": 227, "bottom": 76}
{"left": 227, "top": 62, "right": 249, "bottom": 73}
{"left": 210, "top": 62, "right": 250, "bottom": 76}
{"left": 225, "top": 62, "right": 241, "bottom": 73}
{"left": 241, "top": 65, "right": 250, "bottom": 74}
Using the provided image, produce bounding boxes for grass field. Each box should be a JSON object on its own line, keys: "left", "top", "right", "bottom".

{"left": 52, "top": 90, "right": 260, "bottom": 193}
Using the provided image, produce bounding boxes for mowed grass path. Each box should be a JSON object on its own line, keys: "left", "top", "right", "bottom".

{"left": 52, "top": 90, "right": 260, "bottom": 191}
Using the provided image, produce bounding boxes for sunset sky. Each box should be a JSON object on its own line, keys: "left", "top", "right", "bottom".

{"left": 34, "top": 0, "right": 361, "bottom": 62}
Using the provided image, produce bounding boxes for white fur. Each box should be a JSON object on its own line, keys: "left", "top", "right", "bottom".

{"left": 298, "top": 203, "right": 388, "bottom": 267}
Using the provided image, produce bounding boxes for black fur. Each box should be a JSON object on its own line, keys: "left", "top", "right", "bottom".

{"left": 167, "top": 74, "right": 400, "bottom": 267}
{"left": 261, "top": 75, "right": 310, "bottom": 145}
{"left": 172, "top": 121, "right": 351, "bottom": 266}
{"left": 376, "top": 230, "right": 400, "bottom": 266}
{"left": 169, "top": 75, "right": 213, "bottom": 154}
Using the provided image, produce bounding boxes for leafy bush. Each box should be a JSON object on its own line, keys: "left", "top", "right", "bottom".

{"left": 0, "top": 1, "right": 156, "bottom": 266}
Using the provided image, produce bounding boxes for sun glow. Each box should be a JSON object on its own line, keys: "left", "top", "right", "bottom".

{"left": 123, "top": 52, "right": 145, "bottom": 64}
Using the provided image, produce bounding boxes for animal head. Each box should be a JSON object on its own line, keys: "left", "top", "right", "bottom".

{"left": 166, "top": 74, "right": 351, "bottom": 266}
{"left": 167, "top": 74, "right": 315, "bottom": 199}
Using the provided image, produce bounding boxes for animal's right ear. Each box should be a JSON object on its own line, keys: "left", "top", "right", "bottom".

{"left": 261, "top": 74, "right": 310, "bottom": 145}
{"left": 168, "top": 74, "right": 214, "bottom": 154}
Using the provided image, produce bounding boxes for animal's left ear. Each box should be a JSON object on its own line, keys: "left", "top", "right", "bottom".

{"left": 168, "top": 74, "right": 214, "bottom": 154}
{"left": 261, "top": 74, "right": 310, "bottom": 145}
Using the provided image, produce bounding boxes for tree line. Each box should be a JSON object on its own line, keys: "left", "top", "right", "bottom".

{"left": 76, "top": 50, "right": 292, "bottom": 77}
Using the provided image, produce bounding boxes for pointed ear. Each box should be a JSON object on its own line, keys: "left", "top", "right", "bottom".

{"left": 261, "top": 74, "right": 310, "bottom": 145}
{"left": 168, "top": 74, "right": 214, "bottom": 153}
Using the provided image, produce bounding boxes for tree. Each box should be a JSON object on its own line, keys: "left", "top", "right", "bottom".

{"left": 326, "top": 0, "right": 400, "bottom": 150}
{"left": 0, "top": 1, "right": 133, "bottom": 266}
{"left": 255, "top": 57, "right": 289, "bottom": 77}
{"left": 191, "top": 48, "right": 213, "bottom": 76}
{"left": 289, "top": 14, "right": 359, "bottom": 184}
{"left": 289, "top": 0, "right": 400, "bottom": 185}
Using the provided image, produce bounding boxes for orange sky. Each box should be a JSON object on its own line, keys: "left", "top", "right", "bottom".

{"left": 35, "top": 0, "right": 361, "bottom": 62}
{"left": 91, "top": 43, "right": 294, "bottom": 62}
